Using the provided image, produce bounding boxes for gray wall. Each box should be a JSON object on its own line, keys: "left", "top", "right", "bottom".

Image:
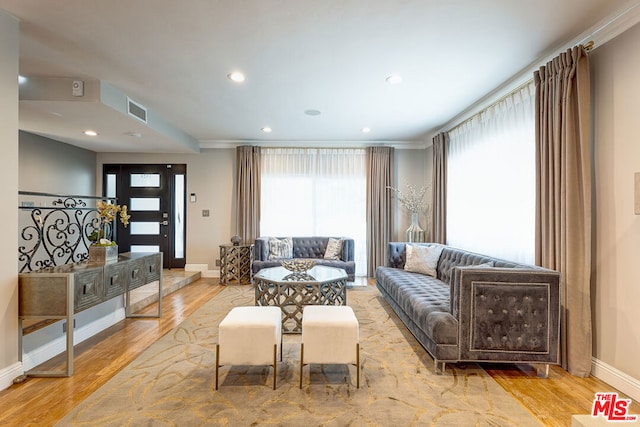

{"left": 591, "top": 21, "right": 640, "bottom": 385}
{"left": 19, "top": 131, "right": 96, "bottom": 195}
{"left": 97, "top": 149, "right": 236, "bottom": 269}
{"left": 98, "top": 148, "right": 430, "bottom": 270}
{"left": 0, "top": 11, "right": 20, "bottom": 389}
{"left": 394, "top": 147, "right": 432, "bottom": 241}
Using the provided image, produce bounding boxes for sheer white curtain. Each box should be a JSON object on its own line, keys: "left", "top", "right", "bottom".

{"left": 447, "top": 82, "right": 535, "bottom": 263}
{"left": 260, "top": 148, "right": 367, "bottom": 276}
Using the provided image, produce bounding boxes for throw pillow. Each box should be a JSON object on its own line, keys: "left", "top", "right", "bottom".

{"left": 404, "top": 244, "right": 444, "bottom": 277}
{"left": 268, "top": 237, "right": 293, "bottom": 260}
{"left": 324, "top": 238, "right": 343, "bottom": 260}
{"left": 475, "top": 261, "right": 495, "bottom": 268}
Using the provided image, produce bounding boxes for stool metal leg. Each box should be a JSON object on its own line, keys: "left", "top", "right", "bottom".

{"left": 299, "top": 343, "right": 304, "bottom": 389}
{"left": 215, "top": 344, "right": 220, "bottom": 390}
{"left": 356, "top": 343, "right": 360, "bottom": 389}
{"left": 273, "top": 344, "right": 277, "bottom": 390}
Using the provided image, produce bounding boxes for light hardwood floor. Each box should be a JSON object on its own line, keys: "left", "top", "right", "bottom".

{"left": 0, "top": 276, "right": 637, "bottom": 427}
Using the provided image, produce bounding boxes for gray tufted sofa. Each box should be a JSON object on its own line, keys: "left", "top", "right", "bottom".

{"left": 253, "top": 237, "right": 355, "bottom": 281}
{"left": 375, "top": 242, "right": 561, "bottom": 374}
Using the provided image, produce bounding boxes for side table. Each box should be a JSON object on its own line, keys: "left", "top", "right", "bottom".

{"left": 219, "top": 243, "right": 254, "bottom": 285}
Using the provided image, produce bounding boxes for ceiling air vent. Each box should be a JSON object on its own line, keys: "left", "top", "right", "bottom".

{"left": 127, "top": 97, "right": 147, "bottom": 123}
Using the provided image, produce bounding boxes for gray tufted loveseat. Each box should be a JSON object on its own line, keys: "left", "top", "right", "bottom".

{"left": 375, "top": 242, "right": 561, "bottom": 374}
{"left": 253, "top": 237, "right": 356, "bottom": 281}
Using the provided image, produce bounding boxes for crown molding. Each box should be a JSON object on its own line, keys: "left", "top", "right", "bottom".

{"left": 198, "top": 139, "right": 428, "bottom": 150}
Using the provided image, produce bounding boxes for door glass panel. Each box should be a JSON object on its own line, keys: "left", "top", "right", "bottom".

{"left": 174, "top": 174, "right": 185, "bottom": 258}
{"left": 131, "top": 245, "right": 160, "bottom": 253}
{"left": 106, "top": 174, "right": 117, "bottom": 198}
{"left": 130, "top": 222, "right": 160, "bottom": 235}
{"left": 130, "top": 173, "right": 160, "bottom": 188}
{"left": 130, "top": 197, "right": 160, "bottom": 211}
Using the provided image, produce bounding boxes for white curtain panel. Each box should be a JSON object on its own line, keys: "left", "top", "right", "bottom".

{"left": 260, "top": 148, "right": 367, "bottom": 276}
{"left": 447, "top": 82, "right": 536, "bottom": 264}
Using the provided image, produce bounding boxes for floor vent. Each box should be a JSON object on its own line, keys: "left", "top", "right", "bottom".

{"left": 127, "top": 97, "right": 147, "bottom": 123}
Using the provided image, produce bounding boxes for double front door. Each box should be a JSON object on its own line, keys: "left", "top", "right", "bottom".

{"left": 103, "top": 164, "right": 186, "bottom": 269}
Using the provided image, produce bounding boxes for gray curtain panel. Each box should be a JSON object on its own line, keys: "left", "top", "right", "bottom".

{"left": 366, "top": 146, "right": 394, "bottom": 277}
{"left": 534, "top": 45, "right": 592, "bottom": 377}
{"left": 236, "top": 145, "right": 261, "bottom": 244}
{"left": 431, "top": 132, "right": 448, "bottom": 244}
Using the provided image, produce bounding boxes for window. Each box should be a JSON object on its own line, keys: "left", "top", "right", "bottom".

{"left": 447, "top": 82, "right": 535, "bottom": 263}
{"left": 260, "top": 148, "right": 367, "bottom": 275}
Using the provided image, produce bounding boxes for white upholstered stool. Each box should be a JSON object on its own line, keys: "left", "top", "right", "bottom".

{"left": 216, "top": 306, "right": 282, "bottom": 390}
{"left": 300, "top": 305, "right": 360, "bottom": 388}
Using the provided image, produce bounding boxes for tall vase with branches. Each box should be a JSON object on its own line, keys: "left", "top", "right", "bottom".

{"left": 388, "top": 184, "right": 431, "bottom": 242}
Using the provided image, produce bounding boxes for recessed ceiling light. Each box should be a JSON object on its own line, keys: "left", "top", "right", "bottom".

{"left": 83, "top": 130, "right": 98, "bottom": 136}
{"left": 227, "top": 71, "right": 245, "bottom": 83}
{"left": 361, "top": 127, "right": 371, "bottom": 133}
{"left": 125, "top": 131, "right": 142, "bottom": 138}
{"left": 261, "top": 126, "right": 272, "bottom": 133}
{"left": 385, "top": 74, "right": 403, "bottom": 85}
{"left": 304, "top": 109, "right": 321, "bottom": 116}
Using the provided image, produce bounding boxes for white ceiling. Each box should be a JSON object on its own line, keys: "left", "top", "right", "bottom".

{"left": 1, "top": 0, "right": 637, "bottom": 152}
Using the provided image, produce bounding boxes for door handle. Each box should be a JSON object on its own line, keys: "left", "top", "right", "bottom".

{"left": 161, "top": 220, "right": 169, "bottom": 226}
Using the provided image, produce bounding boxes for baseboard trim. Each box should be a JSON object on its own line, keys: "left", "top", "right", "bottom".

{"left": 185, "top": 263, "right": 219, "bottom": 278}
{"left": 592, "top": 357, "right": 640, "bottom": 402}
{"left": 21, "top": 308, "right": 126, "bottom": 372}
{"left": 202, "top": 269, "right": 219, "bottom": 278}
{"left": 0, "top": 362, "right": 24, "bottom": 391}
{"left": 184, "top": 263, "right": 208, "bottom": 272}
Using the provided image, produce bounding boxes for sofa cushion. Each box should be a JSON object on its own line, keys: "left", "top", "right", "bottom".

{"left": 375, "top": 266, "right": 456, "bottom": 345}
{"left": 404, "top": 244, "right": 443, "bottom": 277}
{"left": 425, "top": 311, "right": 458, "bottom": 345}
{"left": 268, "top": 237, "right": 293, "bottom": 259}
{"left": 324, "top": 238, "right": 343, "bottom": 260}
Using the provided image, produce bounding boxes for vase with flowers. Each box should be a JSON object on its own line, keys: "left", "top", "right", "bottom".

{"left": 388, "top": 184, "right": 429, "bottom": 243}
{"left": 88, "top": 201, "right": 131, "bottom": 263}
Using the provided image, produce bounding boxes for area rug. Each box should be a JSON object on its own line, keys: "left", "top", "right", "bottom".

{"left": 56, "top": 286, "right": 541, "bottom": 426}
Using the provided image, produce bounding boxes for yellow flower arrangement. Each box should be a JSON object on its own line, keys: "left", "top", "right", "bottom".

{"left": 90, "top": 201, "right": 130, "bottom": 245}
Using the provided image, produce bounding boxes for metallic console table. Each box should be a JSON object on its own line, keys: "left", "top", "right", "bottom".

{"left": 219, "top": 244, "right": 254, "bottom": 285}
{"left": 18, "top": 252, "right": 162, "bottom": 377}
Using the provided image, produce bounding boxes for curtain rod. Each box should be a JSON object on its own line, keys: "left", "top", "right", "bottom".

{"left": 584, "top": 40, "right": 595, "bottom": 52}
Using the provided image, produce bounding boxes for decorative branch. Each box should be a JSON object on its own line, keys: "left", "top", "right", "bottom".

{"left": 387, "top": 184, "right": 428, "bottom": 213}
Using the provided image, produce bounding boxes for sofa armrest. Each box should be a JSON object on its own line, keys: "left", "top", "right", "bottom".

{"left": 453, "top": 267, "right": 560, "bottom": 364}
{"left": 341, "top": 238, "right": 355, "bottom": 262}
{"left": 387, "top": 242, "right": 407, "bottom": 268}
{"left": 254, "top": 237, "right": 270, "bottom": 261}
